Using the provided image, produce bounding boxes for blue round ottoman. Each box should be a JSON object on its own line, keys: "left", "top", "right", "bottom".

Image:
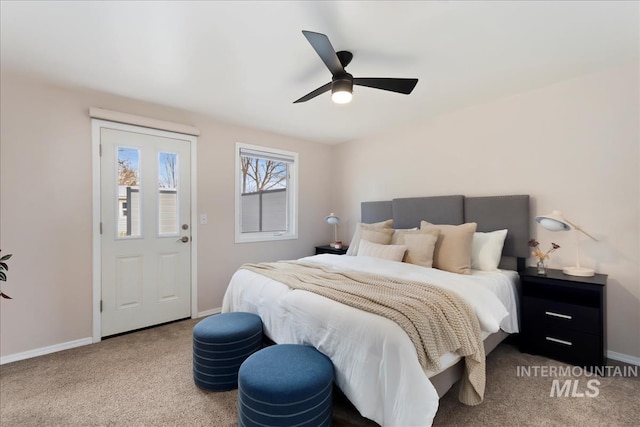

{"left": 193, "top": 312, "right": 262, "bottom": 391}
{"left": 238, "top": 344, "right": 334, "bottom": 427}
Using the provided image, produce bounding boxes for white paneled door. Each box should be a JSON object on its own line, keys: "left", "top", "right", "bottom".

{"left": 100, "top": 125, "right": 192, "bottom": 337}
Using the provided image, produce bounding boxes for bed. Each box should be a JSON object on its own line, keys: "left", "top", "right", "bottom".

{"left": 222, "top": 194, "right": 530, "bottom": 426}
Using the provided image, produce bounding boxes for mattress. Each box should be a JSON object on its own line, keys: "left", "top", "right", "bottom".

{"left": 222, "top": 254, "right": 520, "bottom": 426}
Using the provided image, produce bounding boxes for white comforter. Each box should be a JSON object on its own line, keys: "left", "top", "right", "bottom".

{"left": 222, "top": 254, "right": 519, "bottom": 426}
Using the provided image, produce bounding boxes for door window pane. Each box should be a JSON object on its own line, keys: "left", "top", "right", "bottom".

{"left": 117, "top": 147, "right": 141, "bottom": 237}
{"left": 158, "top": 152, "right": 178, "bottom": 235}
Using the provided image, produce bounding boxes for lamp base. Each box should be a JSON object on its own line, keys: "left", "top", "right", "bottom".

{"left": 563, "top": 266, "right": 595, "bottom": 277}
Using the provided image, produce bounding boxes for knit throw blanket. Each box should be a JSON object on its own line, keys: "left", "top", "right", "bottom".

{"left": 240, "top": 261, "right": 486, "bottom": 405}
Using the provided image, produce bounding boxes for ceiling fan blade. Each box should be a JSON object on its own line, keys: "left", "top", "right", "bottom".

{"left": 293, "top": 82, "right": 332, "bottom": 103}
{"left": 302, "top": 30, "right": 344, "bottom": 77}
{"left": 353, "top": 78, "right": 418, "bottom": 95}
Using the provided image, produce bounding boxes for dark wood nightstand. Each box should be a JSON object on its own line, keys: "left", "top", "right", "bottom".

{"left": 315, "top": 245, "right": 348, "bottom": 255}
{"left": 519, "top": 267, "right": 607, "bottom": 369}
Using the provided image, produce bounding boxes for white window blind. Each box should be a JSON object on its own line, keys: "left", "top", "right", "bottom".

{"left": 238, "top": 147, "right": 295, "bottom": 164}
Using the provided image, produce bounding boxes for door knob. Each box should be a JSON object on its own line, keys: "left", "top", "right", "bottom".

{"left": 177, "top": 236, "right": 190, "bottom": 243}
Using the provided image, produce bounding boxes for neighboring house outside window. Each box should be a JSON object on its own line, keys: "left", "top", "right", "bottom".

{"left": 117, "top": 186, "right": 140, "bottom": 237}
{"left": 235, "top": 142, "right": 298, "bottom": 243}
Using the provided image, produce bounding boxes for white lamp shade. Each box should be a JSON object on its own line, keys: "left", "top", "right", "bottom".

{"left": 535, "top": 210, "right": 571, "bottom": 232}
{"left": 325, "top": 213, "right": 340, "bottom": 225}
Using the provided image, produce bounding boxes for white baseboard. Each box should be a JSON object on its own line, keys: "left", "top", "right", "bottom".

{"left": 607, "top": 350, "right": 640, "bottom": 366}
{"left": 4, "top": 321, "right": 635, "bottom": 368}
{"left": 1, "top": 312, "right": 222, "bottom": 365}
{"left": 0, "top": 337, "right": 93, "bottom": 365}
{"left": 196, "top": 307, "right": 222, "bottom": 318}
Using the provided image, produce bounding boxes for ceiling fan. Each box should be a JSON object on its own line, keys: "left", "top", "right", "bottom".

{"left": 294, "top": 30, "right": 418, "bottom": 104}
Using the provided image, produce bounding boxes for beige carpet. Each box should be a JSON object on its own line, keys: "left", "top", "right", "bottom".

{"left": 1, "top": 318, "right": 638, "bottom": 426}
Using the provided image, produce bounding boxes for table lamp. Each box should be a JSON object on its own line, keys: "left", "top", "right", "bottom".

{"left": 325, "top": 213, "right": 341, "bottom": 248}
{"left": 535, "top": 210, "right": 597, "bottom": 277}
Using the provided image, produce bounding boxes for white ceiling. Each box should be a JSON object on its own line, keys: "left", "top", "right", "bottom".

{"left": 1, "top": 1, "right": 638, "bottom": 144}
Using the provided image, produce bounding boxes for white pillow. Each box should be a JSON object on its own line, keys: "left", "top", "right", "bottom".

{"left": 471, "top": 229, "right": 508, "bottom": 271}
{"left": 357, "top": 239, "right": 407, "bottom": 262}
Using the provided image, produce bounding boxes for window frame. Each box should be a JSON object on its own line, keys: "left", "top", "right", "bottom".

{"left": 234, "top": 142, "right": 298, "bottom": 243}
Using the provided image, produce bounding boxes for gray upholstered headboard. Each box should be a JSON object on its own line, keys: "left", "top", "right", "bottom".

{"left": 361, "top": 195, "right": 530, "bottom": 270}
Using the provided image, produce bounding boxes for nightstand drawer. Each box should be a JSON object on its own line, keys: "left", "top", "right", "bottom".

{"left": 522, "top": 296, "right": 599, "bottom": 334}
{"left": 526, "top": 328, "right": 601, "bottom": 366}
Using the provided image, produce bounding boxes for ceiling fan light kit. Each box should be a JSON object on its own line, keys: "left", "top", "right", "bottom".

{"left": 331, "top": 76, "right": 353, "bottom": 104}
{"left": 295, "top": 30, "right": 418, "bottom": 104}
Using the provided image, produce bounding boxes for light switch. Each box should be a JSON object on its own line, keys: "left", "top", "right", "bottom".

{"left": 200, "top": 214, "right": 208, "bottom": 225}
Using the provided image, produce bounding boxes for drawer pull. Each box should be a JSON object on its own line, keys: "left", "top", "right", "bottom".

{"left": 546, "top": 337, "right": 573, "bottom": 346}
{"left": 545, "top": 311, "right": 572, "bottom": 320}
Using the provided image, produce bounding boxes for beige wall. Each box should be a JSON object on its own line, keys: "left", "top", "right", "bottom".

{"left": 333, "top": 63, "right": 640, "bottom": 360}
{"left": 2, "top": 64, "right": 638, "bottom": 362}
{"left": 0, "top": 71, "right": 334, "bottom": 357}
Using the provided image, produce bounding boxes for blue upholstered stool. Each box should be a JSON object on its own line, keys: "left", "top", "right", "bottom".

{"left": 238, "top": 344, "right": 334, "bottom": 427}
{"left": 193, "top": 312, "right": 263, "bottom": 391}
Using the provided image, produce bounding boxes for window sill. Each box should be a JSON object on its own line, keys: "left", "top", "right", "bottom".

{"left": 235, "top": 232, "right": 298, "bottom": 244}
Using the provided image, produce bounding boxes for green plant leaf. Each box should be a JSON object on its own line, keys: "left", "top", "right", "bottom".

{"left": 0, "top": 262, "right": 8, "bottom": 271}
{"left": 0, "top": 272, "right": 6, "bottom": 281}
{"left": 0, "top": 254, "right": 12, "bottom": 261}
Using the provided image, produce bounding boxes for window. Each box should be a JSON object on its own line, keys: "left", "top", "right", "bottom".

{"left": 158, "top": 152, "right": 178, "bottom": 236}
{"left": 117, "top": 147, "right": 141, "bottom": 238}
{"left": 235, "top": 143, "right": 298, "bottom": 243}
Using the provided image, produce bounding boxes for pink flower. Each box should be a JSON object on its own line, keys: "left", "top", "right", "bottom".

{"left": 529, "top": 239, "right": 560, "bottom": 261}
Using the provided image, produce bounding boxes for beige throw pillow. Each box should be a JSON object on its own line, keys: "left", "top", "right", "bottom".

{"left": 402, "top": 233, "right": 439, "bottom": 267}
{"left": 361, "top": 228, "right": 394, "bottom": 245}
{"left": 391, "top": 229, "right": 440, "bottom": 267}
{"left": 389, "top": 228, "right": 418, "bottom": 244}
{"left": 346, "top": 219, "right": 393, "bottom": 255}
{"left": 420, "top": 221, "right": 477, "bottom": 275}
{"left": 357, "top": 239, "right": 407, "bottom": 262}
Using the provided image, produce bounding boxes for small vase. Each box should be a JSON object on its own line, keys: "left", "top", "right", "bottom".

{"left": 536, "top": 260, "right": 547, "bottom": 275}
